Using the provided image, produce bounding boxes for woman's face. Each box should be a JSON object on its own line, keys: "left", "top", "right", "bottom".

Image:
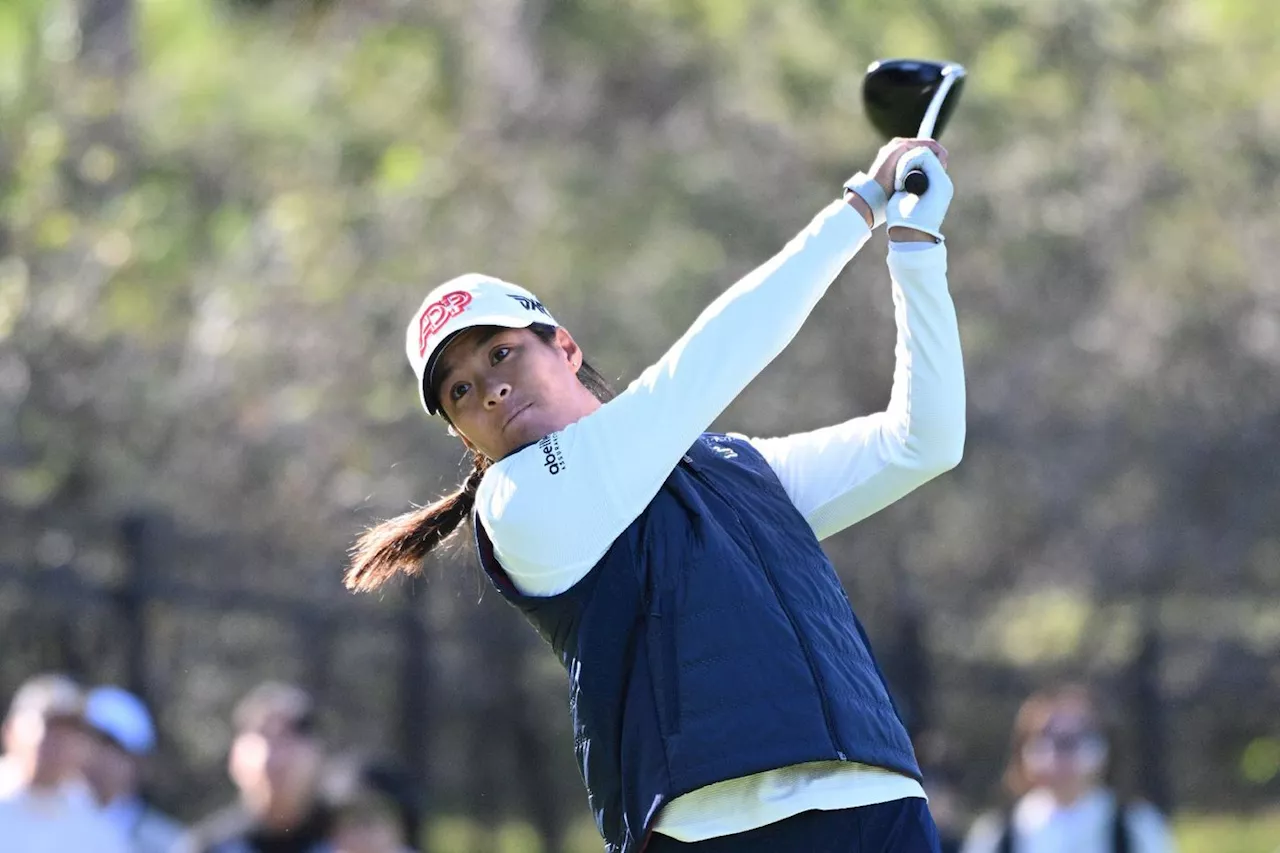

{"left": 228, "top": 712, "right": 322, "bottom": 810}
{"left": 435, "top": 326, "right": 598, "bottom": 459}
{"left": 5, "top": 711, "right": 93, "bottom": 788}
{"left": 1020, "top": 697, "right": 1108, "bottom": 797}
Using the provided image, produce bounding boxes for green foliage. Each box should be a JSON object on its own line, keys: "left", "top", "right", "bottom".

{"left": 1174, "top": 812, "right": 1280, "bottom": 853}
{"left": 3, "top": 0, "right": 1280, "bottom": 841}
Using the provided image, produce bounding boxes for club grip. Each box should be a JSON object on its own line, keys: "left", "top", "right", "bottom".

{"left": 903, "top": 168, "right": 929, "bottom": 195}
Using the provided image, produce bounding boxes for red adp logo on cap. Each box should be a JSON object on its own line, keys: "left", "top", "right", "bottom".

{"left": 417, "top": 290, "right": 473, "bottom": 358}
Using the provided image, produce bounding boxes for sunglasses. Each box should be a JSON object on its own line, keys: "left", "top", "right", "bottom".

{"left": 240, "top": 710, "right": 319, "bottom": 740}
{"left": 1027, "top": 729, "right": 1104, "bottom": 752}
{"left": 1022, "top": 730, "right": 1108, "bottom": 775}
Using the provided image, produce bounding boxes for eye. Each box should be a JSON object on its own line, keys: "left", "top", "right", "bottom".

{"left": 491, "top": 345, "right": 512, "bottom": 365}
{"left": 449, "top": 382, "right": 471, "bottom": 402}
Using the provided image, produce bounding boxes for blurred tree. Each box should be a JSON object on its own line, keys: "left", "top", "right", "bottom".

{"left": 1, "top": 0, "right": 1278, "bottom": 843}
{"left": 77, "top": 0, "right": 135, "bottom": 77}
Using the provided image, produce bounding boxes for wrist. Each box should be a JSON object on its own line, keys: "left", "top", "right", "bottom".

{"left": 843, "top": 171, "right": 887, "bottom": 229}
{"left": 888, "top": 226, "right": 940, "bottom": 243}
{"left": 844, "top": 191, "right": 874, "bottom": 229}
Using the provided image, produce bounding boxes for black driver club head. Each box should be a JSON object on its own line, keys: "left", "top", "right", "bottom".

{"left": 863, "top": 59, "right": 966, "bottom": 194}
{"left": 863, "top": 59, "right": 966, "bottom": 140}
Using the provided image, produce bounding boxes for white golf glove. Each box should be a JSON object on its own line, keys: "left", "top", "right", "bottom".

{"left": 886, "top": 147, "right": 953, "bottom": 242}
{"left": 843, "top": 171, "right": 888, "bottom": 229}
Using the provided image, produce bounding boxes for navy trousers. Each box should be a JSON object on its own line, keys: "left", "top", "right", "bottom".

{"left": 646, "top": 798, "right": 941, "bottom": 853}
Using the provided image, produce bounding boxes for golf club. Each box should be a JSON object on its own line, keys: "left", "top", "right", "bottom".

{"left": 862, "top": 59, "right": 967, "bottom": 195}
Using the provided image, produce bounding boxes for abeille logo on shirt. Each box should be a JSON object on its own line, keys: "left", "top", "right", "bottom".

{"left": 418, "top": 290, "right": 473, "bottom": 357}
{"left": 539, "top": 433, "right": 565, "bottom": 475}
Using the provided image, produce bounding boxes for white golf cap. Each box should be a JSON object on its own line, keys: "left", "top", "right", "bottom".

{"left": 7, "top": 673, "right": 86, "bottom": 723}
{"left": 84, "top": 686, "right": 156, "bottom": 756}
{"left": 405, "top": 273, "right": 557, "bottom": 415}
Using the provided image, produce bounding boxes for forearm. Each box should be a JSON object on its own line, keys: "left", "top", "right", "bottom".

{"left": 881, "top": 243, "right": 966, "bottom": 463}
{"left": 586, "top": 198, "right": 874, "bottom": 512}
{"left": 749, "top": 242, "right": 965, "bottom": 538}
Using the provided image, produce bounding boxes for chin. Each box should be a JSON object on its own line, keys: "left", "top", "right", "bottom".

{"left": 496, "top": 413, "right": 544, "bottom": 454}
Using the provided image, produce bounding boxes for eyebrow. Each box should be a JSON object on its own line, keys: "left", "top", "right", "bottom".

{"left": 434, "top": 327, "right": 507, "bottom": 393}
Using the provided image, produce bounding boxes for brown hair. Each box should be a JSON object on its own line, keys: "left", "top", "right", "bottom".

{"left": 233, "top": 681, "right": 318, "bottom": 736}
{"left": 345, "top": 324, "right": 613, "bottom": 594}
{"left": 1001, "top": 682, "right": 1124, "bottom": 799}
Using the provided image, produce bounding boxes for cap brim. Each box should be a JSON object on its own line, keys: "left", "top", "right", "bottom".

{"left": 42, "top": 711, "right": 91, "bottom": 730}
{"left": 419, "top": 316, "right": 538, "bottom": 415}
{"left": 90, "top": 728, "right": 139, "bottom": 754}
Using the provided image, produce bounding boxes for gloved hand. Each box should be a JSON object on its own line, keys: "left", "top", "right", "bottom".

{"left": 886, "top": 147, "right": 953, "bottom": 242}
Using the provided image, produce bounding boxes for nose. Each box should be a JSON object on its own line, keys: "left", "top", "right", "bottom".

{"left": 482, "top": 380, "right": 512, "bottom": 410}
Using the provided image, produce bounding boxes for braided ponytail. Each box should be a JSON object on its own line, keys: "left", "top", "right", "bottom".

{"left": 345, "top": 453, "right": 491, "bottom": 593}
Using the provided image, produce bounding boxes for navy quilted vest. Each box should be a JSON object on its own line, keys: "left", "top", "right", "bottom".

{"left": 475, "top": 432, "right": 920, "bottom": 852}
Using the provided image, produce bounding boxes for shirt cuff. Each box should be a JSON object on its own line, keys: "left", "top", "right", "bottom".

{"left": 887, "top": 240, "right": 948, "bottom": 272}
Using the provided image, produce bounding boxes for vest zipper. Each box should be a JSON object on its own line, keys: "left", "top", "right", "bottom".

{"left": 677, "top": 457, "right": 848, "bottom": 761}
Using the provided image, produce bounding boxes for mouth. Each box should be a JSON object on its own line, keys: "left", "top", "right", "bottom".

{"left": 502, "top": 402, "right": 533, "bottom": 432}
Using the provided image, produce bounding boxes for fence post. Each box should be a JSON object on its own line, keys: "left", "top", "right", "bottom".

{"left": 399, "top": 592, "right": 432, "bottom": 814}
{"left": 118, "top": 513, "right": 154, "bottom": 699}
{"left": 1132, "top": 609, "right": 1173, "bottom": 814}
{"left": 301, "top": 611, "right": 335, "bottom": 701}
{"left": 890, "top": 581, "right": 933, "bottom": 742}
{"left": 512, "top": 661, "right": 564, "bottom": 852}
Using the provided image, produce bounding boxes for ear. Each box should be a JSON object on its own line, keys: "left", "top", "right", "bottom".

{"left": 553, "top": 326, "right": 584, "bottom": 372}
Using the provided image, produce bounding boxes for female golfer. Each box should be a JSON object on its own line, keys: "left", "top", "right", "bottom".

{"left": 348, "top": 138, "right": 965, "bottom": 852}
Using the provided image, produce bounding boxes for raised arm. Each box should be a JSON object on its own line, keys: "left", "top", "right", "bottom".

{"left": 476, "top": 199, "right": 873, "bottom": 595}
{"left": 747, "top": 239, "right": 965, "bottom": 540}
{"left": 476, "top": 142, "right": 953, "bottom": 596}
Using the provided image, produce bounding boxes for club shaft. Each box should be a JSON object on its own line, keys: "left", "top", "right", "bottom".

{"left": 916, "top": 67, "right": 962, "bottom": 139}
{"left": 907, "top": 65, "right": 964, "bottom": 195}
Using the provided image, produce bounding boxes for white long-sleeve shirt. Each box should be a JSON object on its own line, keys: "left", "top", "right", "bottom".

{"left": 961, "top": 789, "right": 1175, "bottom": 853}
{"left": 0, "top": 784, "right": 131, "bottom": 853}
{"left": 474, "top": 199, "right": 966, "bottom": 841}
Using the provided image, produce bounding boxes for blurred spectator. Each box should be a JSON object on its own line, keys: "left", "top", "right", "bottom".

{"left": 0, "top": 673, "right": 130, "bottom": 852}
{"left": 961, "top": 683, "right": 1174, "bottom": 853}
{"left": 319, "top": 757, "right": 423, "bottom": 853}
{"left": 181, "top": 681, "right": 329, "bottom": 853}
{"left": 83, "top": 685, "right": 187, "bottom": 853}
